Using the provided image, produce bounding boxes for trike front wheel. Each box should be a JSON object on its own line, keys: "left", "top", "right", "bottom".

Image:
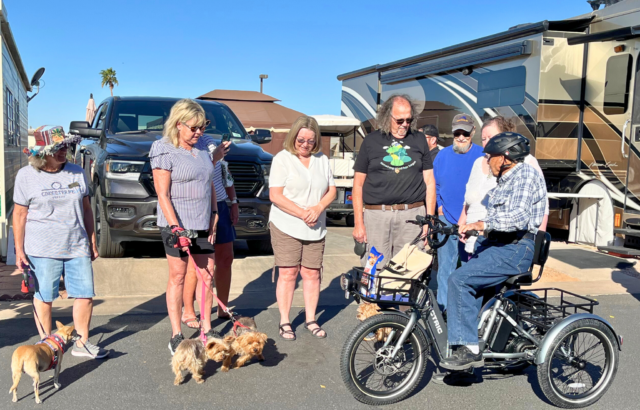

{"left": 340, "top": 313, "right": 430, "bottom": 405}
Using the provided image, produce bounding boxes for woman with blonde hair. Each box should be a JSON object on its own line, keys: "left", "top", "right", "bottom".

{"left": 149, "top": 98, "right": 225, "bottom": 355}
{"left": 269, "top": 115, "right": 336, "bottom": 340}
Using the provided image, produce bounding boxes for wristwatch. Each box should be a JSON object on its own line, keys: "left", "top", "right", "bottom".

{"left": 211, "top": 210, "right": 218, "bottom": 216}
{"left": 230, "top": 197, "right": 238, "bottom": 205}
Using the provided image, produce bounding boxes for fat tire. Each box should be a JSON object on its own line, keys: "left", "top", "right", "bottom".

{"left": 94, "top": 187, "right": 125, "bottom": 258}
{"left": 340, "top": 313, "right": 429, "bottom": 405}
{"left": 536, "top": 318, "right": 618, "bottom": 408}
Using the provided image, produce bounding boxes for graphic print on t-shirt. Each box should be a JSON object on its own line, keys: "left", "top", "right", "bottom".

{"left": 41, "top": 181, "right": 83, "bottom": 200}
{"left": 381, "top": 140, "right": 416, "bottom": 174}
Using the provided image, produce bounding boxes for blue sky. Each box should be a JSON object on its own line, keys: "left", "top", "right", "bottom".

{"left": 8, "top": 0, "right": 593, "bottom": 130}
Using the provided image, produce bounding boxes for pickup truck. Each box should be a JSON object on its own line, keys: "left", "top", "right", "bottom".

{"left": 69, "top": 96, "right": 273, "bottom": 257}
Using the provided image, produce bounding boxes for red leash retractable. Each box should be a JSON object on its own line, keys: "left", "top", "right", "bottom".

{"left": 185, "top": 248, "right": 249, "bottom": 343}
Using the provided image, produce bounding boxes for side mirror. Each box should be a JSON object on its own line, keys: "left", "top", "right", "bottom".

{"left": 251, "top": 129, "right": 272, "bottom": 144}
{"left": 69, "top": 121, "right": 101, "bottom": 138}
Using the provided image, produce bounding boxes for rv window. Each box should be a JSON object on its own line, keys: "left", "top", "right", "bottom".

{"left": 477, "top": 66, "right": 526, "bottom": 108}
{"left": 604, "top": 54, "right": 632, "bottom": 115}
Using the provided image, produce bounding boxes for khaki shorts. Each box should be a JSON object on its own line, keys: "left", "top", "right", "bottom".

{"left": 270, "top": 223, "right": 326, "bottom": 269}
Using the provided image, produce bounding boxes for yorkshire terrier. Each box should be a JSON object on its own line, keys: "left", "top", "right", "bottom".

{"left": 223, "top": 317, "right": 268, "bottom": 371}
{"left": 204, "top": 336, "right": 233, "bottom": 366}
{"left": 356, "top": 301, "right": 391, "bottom": 342}
{"left": 171, "top": 338, "right": 207, "bottom": 385}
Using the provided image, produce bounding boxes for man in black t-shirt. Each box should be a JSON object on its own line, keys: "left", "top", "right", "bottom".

{"left": 352, "top": 95, "right": 436, "bottom": 264}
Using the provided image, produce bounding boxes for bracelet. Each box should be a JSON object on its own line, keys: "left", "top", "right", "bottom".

{"left": 230, "top": 198, "right": 238, "bottom": 204}
{"left": 211, "top": 210, "right": 218, "bottom": 216}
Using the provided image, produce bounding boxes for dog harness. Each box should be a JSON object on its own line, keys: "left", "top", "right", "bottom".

{"left": 35, "top": 334, "right": 66, "bottom": 371}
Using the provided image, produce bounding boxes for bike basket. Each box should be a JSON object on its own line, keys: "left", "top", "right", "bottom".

{"left": 512, "top": 288, "right": 599, "bottom": 331}
{"left": 352, "top": 266, "right": 427, "bottom": 306}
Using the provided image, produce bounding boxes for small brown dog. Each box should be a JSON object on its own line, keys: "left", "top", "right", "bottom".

{"left": 356, "top": 302, "right": 391, "bottom": 342}
{"left": 10, "top": 321, "right": 78, "bottom": 404}
{"left": 171, "top": 338, "right": 207, "bottom": 385}
{"left": 172, "top": 336, "right": 235, "bottom": 385}
{"left": 204, "top": 337, "right": 233, "bottom": 367}
{"left": 222, "top": 317, "right": 268, "bottom": 371}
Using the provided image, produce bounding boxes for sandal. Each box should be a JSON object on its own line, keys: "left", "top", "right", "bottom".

{"left": 278, "top": 323, "right": 296, "bottom": 341}
{"left": 181, "top": 316, "right": 200, "bottom": 329}
{"left": 304, "top": 321, "right": 327, "bottom": 339}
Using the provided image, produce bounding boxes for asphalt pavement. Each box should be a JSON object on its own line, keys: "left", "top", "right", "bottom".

{"left": 1, "top": 294, "right": 639, "bottom": 410}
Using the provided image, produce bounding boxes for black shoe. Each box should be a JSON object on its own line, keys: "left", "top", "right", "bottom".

{"left": 168, "top": 333, "right": 184, "bottom": 356}
{"left": 205, "top": 329, "right": 222, "bottom": 339}
{"left": 440, "top": 346, "right": 484, "bottom": 371}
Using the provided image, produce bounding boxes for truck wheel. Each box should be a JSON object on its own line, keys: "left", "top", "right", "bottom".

{"left": 346, "top": 214, "right": 355, "bottom": 227}
{"left": 93, "top": 188, "right": 125, "bottom": 258}
{"left": 247, "top": 239, "right": 273, "bottom": 255}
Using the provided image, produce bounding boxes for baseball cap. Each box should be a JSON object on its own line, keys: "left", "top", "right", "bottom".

{"left": 421, "top": 124, "right": 442, "bottom": 142}
{"left": 452, "top": 113, "right": 475, "bottom": 133}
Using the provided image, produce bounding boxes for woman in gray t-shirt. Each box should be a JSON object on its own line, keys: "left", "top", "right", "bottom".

{"left": 13, "top": 125, "right": 107, "bottom": 359}
{"left": 149, "top": 99, "right": 224, "bottom": 355}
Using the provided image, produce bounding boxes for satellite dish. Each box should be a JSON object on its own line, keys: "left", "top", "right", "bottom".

{"left": 30, "top": 67, "right": 45, "bottom": 87}
{"left": 27, "top": 67, "right": 46, "bottom": 103}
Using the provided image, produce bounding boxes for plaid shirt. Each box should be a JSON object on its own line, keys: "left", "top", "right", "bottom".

{"left": 485, "top": 163, "right": 547, "bottom": 234}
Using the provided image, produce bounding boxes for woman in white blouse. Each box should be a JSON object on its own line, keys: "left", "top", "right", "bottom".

{"left": 269, "top": 116, "right": 336, "bottom": 341}
{"left": 459, "top": 116, "right": 548, "bottom": 259}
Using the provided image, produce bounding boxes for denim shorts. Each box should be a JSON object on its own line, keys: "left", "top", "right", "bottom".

{"left": 216, "top": 201, "right": 236, "bottom": 245}
{"left": 29, "top": 256, "right": 95, "bottom": 302}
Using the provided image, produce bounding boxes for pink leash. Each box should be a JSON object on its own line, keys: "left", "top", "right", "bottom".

{"left": 185, "top": 248, "right": 248, "bottom": 343}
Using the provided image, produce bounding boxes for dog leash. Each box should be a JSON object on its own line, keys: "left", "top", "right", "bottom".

{"left": 185, "top": 248, "right": 249, "bottom": 343}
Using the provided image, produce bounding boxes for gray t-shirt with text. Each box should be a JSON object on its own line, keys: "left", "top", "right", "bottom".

{"left": 14, "top": 162, "right": 91, "bottom": 258}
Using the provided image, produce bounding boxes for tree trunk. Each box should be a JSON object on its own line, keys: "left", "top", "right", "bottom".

{"left": 109, "top": 84, "right": 113, "bottom": 96}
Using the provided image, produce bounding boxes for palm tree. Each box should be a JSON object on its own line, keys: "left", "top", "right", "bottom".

{"left": 99, "top": 68, "right": 119, "bottom": 96}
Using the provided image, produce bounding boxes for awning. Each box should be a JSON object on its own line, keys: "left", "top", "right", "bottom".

{"left": 312, "top": 115, "right": 362, "bottom": 134}
{"left": 568, "top": 24, "right": 640, "bottom": 45}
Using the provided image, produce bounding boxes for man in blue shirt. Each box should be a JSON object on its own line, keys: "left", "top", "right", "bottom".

{"left": 432, "top": 114, "right": 484, "bottom": 310}
{"left": 440, "top": 133, "right": 548, "bottom": 370}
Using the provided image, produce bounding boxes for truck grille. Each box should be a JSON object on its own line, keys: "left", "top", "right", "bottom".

{"left": 227, "top": 162, "right": 260, "bottom": 177}
{"left": 141, "top": 161, "right": 263, "bottom": 198}
{"left": 227, "top": 162, "right": 263, "bottom": 197}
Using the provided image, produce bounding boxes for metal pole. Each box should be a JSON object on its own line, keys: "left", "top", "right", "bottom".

{"left": 260, "top": 78, "right": 263, "bottom": 93}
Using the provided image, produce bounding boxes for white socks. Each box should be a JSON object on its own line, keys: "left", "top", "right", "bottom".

{"left": 467, "top": 345, "right": 480, "bottom": 354}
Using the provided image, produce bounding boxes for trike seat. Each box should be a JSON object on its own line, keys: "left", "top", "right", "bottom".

{"left": 504, "top": 231, "right": 551, "bottom": 288}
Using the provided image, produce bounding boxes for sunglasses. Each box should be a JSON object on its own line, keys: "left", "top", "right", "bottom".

{"left": 453, "top": 130, "right": 472, "bottom": 138}
{"left": 391, "top": 115, "right": 413, "bottom": 126}
{"left": 180, "top": 120, "right": 211, "bottom": 132}
{"left": 296, "top": 138, "right": 316, "bottom": 146}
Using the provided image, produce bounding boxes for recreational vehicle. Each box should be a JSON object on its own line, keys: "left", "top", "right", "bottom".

{"left": 338, "top": 0, "right": 640, "bottom": 257}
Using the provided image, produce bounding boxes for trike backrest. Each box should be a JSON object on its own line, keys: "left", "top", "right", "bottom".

{"left": 532, "top": 231, "right": 551, "bottom": 267}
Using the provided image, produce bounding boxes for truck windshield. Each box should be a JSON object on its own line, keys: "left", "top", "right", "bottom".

{"left": 109, "top": 100, "right": 247, "bottom": 139}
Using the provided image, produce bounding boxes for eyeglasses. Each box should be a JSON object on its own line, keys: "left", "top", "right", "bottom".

{"left": 180, "top": 120, "right": 211, "bottom": 132}
{"left": 391, "top": 115, "right": 413, "bottom": 126}
{"left": 296, "top": 138, "right": 316, "bottom": 146}
{"left": 453, "top": 130, "right": 472, "bottom": 138}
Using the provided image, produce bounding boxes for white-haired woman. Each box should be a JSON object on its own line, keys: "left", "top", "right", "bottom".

{"left": 13, "top": 125, "right": 107, "bottom": 359}
{"left": 269, "top": 115, "right": 336, "bottom": 340}
{"left": 149, "top": 98, "right": 226, "bottom": 355}
{"left": 459, "top": 116, "right": 548, "bottom": 260}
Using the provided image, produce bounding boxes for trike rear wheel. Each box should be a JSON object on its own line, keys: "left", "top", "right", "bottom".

{"left": 537, "top": 318, "right": 618, "bottom": 408}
